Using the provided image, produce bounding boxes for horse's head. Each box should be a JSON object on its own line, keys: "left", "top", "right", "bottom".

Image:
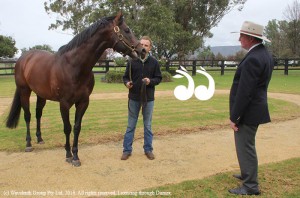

{"left": 112, "top": 12, "right": 146, "bottom": 60}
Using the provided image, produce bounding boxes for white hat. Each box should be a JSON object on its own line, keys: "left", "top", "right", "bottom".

{"left": 233, "top": 21, "right": 271, "bottom": 42}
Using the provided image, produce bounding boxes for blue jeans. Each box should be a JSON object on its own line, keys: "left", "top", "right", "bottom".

{"left": 123, "top": 99, "right": 154, "bottom": 154}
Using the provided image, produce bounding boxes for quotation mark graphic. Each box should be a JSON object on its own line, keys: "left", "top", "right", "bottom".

{"left": 173, "top": 66, "right": 215, "bottom": 101}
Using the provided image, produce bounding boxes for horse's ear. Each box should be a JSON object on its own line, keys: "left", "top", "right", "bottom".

{"left": 114, "top": 11, "right": 123, "bottom": 25}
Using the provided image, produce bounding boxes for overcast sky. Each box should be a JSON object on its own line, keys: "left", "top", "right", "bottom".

{"left": 0, "top": 0, "right": 296, "bottom": 53}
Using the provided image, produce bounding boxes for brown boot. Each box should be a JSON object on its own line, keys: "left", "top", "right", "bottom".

{"left": 121, "top": 153, "right": 131, "bottom": 160}
{"left": 145, "top": 152, "right": 155, "bottom": 160}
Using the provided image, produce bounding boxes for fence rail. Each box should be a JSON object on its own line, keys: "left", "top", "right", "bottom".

{"left": 1, "top": 58, "right": 299, "bottom": 76}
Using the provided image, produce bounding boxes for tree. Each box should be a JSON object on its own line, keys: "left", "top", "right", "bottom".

{"left": 233, "top": 49, "right": 247, "bottom": 61}
{"left": 44, "top": 0, "right": 247, "bottom": 60}
{"left": 215, "top": 52, "right": 225, "bottom": 60}
{"left": 30, "top": 44, "right": 54, "bottom": 52}
{"left": 197, "top": 46, "right": 214, "bottom": 60}
{"left": 283, "top": 0, "right": 300, "bottom": 57}
{"left": 163, "top": 0, "right": 246, "bottom": 60}
{"left": 44, "top": 0, "right": 116, "bottom": 34}
{"left": 265, "top": 0, "right": 300, "bottom": 58}
{"left": 0, "top": 35, "right": 18, "bottom": 58}
{"left": 21, "top": 44, "right": 54, "bottom": 55}
{"left": 265, "top": 20, "right": 292, "bottom": 58}
{"left": 133, "top": 3, "right": 179, "bottom": 59}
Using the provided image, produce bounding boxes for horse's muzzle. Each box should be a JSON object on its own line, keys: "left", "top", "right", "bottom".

{"left": 139, "top": 48, "right": 146, "bottom": 59}
{"left": 130, "top": 47, "right": 146, "bottom": 60}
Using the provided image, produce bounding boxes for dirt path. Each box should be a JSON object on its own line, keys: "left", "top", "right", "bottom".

{"left": 0, "top": 91, "right": 299, "bottom": 197}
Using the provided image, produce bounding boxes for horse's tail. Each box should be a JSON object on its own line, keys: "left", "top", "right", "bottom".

{"left": 6, "top": 88, "right": 21, "bottom": 129}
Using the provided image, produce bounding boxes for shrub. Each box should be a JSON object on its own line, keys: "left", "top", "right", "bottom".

{"left": 161, "top": 71, "right": 173, "bottom": 82}
{"left": 105, "top": 71, "right": 124, "bottom": 83}
{"left": 104, "top": 71, "right": 172, "bottom": 83}
{"left": 113, "top": 57, "right": 127, "bottom": 67}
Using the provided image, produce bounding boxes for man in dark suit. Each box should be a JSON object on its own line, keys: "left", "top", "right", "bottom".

{"left": 229, "top": 21, "right": 274, "bottom": 195}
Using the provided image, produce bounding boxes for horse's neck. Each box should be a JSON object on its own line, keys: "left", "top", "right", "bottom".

{"left": 62, "top": 33, "right": 110, "bottom": 74}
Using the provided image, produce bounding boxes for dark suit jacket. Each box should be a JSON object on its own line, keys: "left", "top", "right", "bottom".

{"left": 229, "top": 44, "right": 274, "bottom": 125}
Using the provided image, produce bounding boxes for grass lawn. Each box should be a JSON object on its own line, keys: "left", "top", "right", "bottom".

{"left": 0, "top": 92, "right": 299, "bottom": 152}
{"left": 1, "top": 94, "right": 299, "bottom": 152}
{"left": 0, "top": 70, "right": 299, "bottom": 151}
{"left": 1, "top": 70, "right": 299, "bottom": 98}
{"left": 132, "top": 158, "right": 300, "bottom": 198}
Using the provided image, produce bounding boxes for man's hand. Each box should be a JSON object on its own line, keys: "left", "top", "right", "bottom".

{"left": 142, "top": 78, "right": 150, "bottom": 85}
{"left": 230, "top": 120, "right": 239, "bottom": 132}
{"left": 126, "top": 81, "right": 133, "bottom": 89}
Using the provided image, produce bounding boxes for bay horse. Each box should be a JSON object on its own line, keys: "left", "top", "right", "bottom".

{"left": 5, "top": 12, "right": 145, "bottom": 167}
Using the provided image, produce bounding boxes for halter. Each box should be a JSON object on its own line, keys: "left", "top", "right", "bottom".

{"left": 112, "top": 26, "right": 138, "bottom": 57}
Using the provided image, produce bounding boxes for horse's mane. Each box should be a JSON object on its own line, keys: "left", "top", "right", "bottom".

{"left": 57, "top": 15, "right": 123, "bottom": 55}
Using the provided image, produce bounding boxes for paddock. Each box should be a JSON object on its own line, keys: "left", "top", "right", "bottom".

{"left": 0, "top": 71, "right": 299, "bottom": 196}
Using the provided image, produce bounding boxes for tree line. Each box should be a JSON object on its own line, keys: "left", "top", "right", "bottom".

{"left": 265, "top": 0, "right": 300, "bottom": 58}
{"left": 197, "top": 0, "right": 300, "bottom": 61}
{"left": 0, "top": 0, "right": 299, "bottom": 60}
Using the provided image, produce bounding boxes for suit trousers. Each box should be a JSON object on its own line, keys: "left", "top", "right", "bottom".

{"left": 234, "top": 123, "right": 259, "bottom": 191}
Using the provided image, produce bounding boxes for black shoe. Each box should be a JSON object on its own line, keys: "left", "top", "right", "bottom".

{"left": 233, "top": 174, "right": 243, "bottom": 180}
{"left": 145, "top": 152, "right": 155, "bottom": 160}
{"left": 228, "top": 186, "right": 260, "bottom": 195}
{"left": 121, "top": 153, "right": 131, "bottom": 160}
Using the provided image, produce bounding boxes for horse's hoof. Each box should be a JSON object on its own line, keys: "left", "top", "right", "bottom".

{"left": 72, "top": 160, "right": 81, "bottom": 167}
{"left": 38, "top": 141, "right": 45, "bottom": 144}
{"left": 25, "top": 147, "right": 33, "bottom": 152}
{"left": 66, "top": 157, "right": 73, "bottom": 163}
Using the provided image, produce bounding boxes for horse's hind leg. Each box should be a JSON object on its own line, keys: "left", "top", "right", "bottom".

{"left": 36, "top": 96, "right": 46, "bottom": 144}
{"left": 19, "top": 88, "right": 33, "bottom": 152}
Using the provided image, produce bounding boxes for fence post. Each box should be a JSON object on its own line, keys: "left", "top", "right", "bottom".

{"left": 284, "top": 59, "right": 288, "bottom": 75}
{"left": 220, "top": 60, "right": 225, "bottom": 75}
{"left": 105, "top": 60, "right": 110, "bottom": 73}
{"left": 166, "top": 60, "right": 170, "bottom": 73}
{"left": 192, "top": 60, "right": 196, "bottom": 76}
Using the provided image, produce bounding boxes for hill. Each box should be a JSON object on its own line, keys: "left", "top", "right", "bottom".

{"left": 188, "top": 45, "right": 244, "bottom": 59}
{"left": 211, "top": 45, "right": 243, "bottom": 57}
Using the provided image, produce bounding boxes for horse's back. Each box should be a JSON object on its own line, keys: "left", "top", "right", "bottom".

{"left": 14, "top": 50, "right": 57, "bottom": 99}
{"left": 14, "top": 50, "right": 94, "bottom": 101}
{"left": 16, "top": 50, "right": 55, "bottom": 73}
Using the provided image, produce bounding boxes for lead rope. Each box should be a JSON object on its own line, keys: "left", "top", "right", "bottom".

{"left": 127, "top": 58, "right": 148, "bottom": 115}
{"left": 140, "top": 59, "right": 147, "bottom": 114}
{"left": 129, "top": 59, "right": 132, "bottom": 83}
{"left": 128, "top": 60, "right": 133, "bottom": 115}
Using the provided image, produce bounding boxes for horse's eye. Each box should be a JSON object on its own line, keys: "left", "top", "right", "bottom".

{"left": 125, "top": 28, "right": 130, "bottom": 33}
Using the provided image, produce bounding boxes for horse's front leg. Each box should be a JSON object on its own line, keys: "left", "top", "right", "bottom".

{"left": 71, "top": 100, "right": 89, "bottom": 167}
{"left": 20, "top": 89, "right": 33, "bottom": 152}
{"left": 59, "top": 102, "right": 73, "bottom": 163}
{"left": 36, "top": 96, "right": 46, "bottom": 144}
